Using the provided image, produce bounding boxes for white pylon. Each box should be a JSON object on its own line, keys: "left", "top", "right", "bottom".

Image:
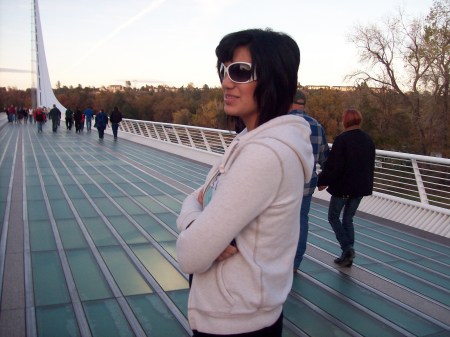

{"left": 32, "top": 0, "right": 65, "bottom": 112}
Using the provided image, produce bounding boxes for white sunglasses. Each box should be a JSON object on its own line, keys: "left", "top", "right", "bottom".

{"left": 219, "top": 62, "right": 257, "bottom": 84}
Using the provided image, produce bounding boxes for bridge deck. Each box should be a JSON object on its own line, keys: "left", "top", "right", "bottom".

{"left": 1, "top": 120, "right": 449, "bottom": 337}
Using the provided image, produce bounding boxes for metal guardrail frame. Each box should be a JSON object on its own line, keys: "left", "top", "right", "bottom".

{"left": 119, "top": 118, "right": 450, "bottom": 212}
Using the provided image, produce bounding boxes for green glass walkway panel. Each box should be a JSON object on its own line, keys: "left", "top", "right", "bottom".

{"left": 389, "top": 260, "right": 449, "bottom": 288}
{"left": 25, "top": 174, "right": 41, "bottom": 186}
{"left": 284, "top": 296, "right": 354, "bottom": 337}
{"left": 108, "top": 215, "right": 148, "bottom": 244}
{"left": 160, "top": 241, "right": 177, "bottom": 260}
{"left": 45, "top": 185, "right": 65, "bottom": 200}
{"left": 32, "top": 251, "right": 71, "bottom": 306}
{"left": 93, "top": 197, "right": 122, "bottom": 217}
{"left": 26, "top": 185, "right": 45, "bottom": 200}
{"left": 0, "top": 200, "right": 6, "bottom": 224}
{"left": 100, "top": 183, "right": 124, "bottom": 197}
{"left": 356, "top": 221, "right": 449, "bottom": 256}
{"left": 41, "top": 175, "right": 59, "bottom": 188}
{"left": 113, "top": 197, "right": 148, "bottom": 216}
{"left": 56, "top": 219, "right": 88, "bottom": 249}
{"left": 65, "top": 184, "right": 87, "bottom": 199}
{"left": 36, "top": 304, "right": 80, "bottom": 337}
{"left": 131, "top": 243, "right": 188, "bottom": 291}
{"left": 134, "top": 183, "right": 167, "bottom": 196}
{"left": 134, "top": 196, "right": 167, "bottom": 214}
{"left": 83, "top": 298, "right": 134, "bottom": 337}
{"left": 58, "top": 174, "right": 76, "bottom": 186}
{"left": 50, "top": 199, "right": 74, "bottom": 220}
{"left": 366, "top": 263, "right": 450, "bottom": 306}
{"left": 29, "top": 219, "right": 56, "bottom": 251}
{"left": 300, "top": 259, "right": 445, "bottom": 336}
{"left": 83, "top": 217, "right": 119, "bottom": 247}
{"left": 99, "top": 245, "right": 153, "bottom": 296}
{"left": 415, "top": 256, "right": 450, "bottom": 275}
{"left": 27, "top": 200, "right": 49, "bottom": 221}
{"left": 132, "top": 214, "right": 176, "bottom": 242}
{"left": 291, "top": 276, "right": 407, "bottom": 337}
{"left": 88, "top": 174, "right": 109, "bottom": 185}
{"left": 357, "top": 228, "right": 442, "bottom": 260}
{"left": 107, "top": 173, "right": 129, "bottom": 185}
{"left": 154, "top": 212, "right": 178, "bottom": 232}
{"left": 82, "top": 184, "right": 105, "bottom": 198}
{"left": 154, "top": 194, "right": 182, "bottom": 213}
{"left": 66, "top": 249, "right": 112, "bottom": 301}
{"left": 72, "top": 199, "right": 98, "bottom": 218}
{"left": 127, "top": 294, "right": 190, "bottom": 336}
{"left": 116, "top": 183, "right": 146, "bottom": 197}
{"left": 72, "top": 173, "right": 92, "bottom": 185}
{"left": 166, "top": 289, "right": 189, "bottom": 318}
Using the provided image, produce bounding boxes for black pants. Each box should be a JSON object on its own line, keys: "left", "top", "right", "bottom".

{"left": 97, "top": 128, "right": 105, "bottom": 139}
{"left": 66, "top": 118, "right": 73, "bottom": 130}
{"left": 192, "top": 312, "right": 283, "bottom": 337}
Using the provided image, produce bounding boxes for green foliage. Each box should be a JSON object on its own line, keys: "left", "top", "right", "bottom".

{"left": 1, "top": 84, "right": 447, "bottom": 157}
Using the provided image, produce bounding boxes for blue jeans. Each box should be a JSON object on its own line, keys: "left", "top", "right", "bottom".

{"left": 294, "top": 193, "right": 312, "bottom": 269}
{"left": 328, "top": 196, "right": 363, "bottom": 253}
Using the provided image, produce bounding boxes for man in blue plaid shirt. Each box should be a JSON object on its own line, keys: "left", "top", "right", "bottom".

{"left": 290, "top": 91, "right": 330, "bottom": 271}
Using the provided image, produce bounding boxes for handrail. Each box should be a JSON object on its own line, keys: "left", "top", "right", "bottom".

{"left": 118, "top": 118, "right": 450, "bottom": 211}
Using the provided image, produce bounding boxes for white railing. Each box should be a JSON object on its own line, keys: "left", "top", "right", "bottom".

{"left": 120, "top": 118, "right": 236, "bottom": 155}
{"left": 118, "top": 119, "right": 450, "bottom": 212}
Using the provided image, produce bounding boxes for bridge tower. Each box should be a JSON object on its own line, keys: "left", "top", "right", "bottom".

{"left": 31, "top": 0, "right": 65, "bottom": 112}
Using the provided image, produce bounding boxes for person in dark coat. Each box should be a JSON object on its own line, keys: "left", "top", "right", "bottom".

{"left": 318, "top": 108, "right": 375, "bottom": 267}
{"left": 109, "top": 106, "right": 123, "bottom": 140}
{"left": 73, "top": 107, "right": 83, "bottom": 133}
{"left": 65, "top": 107, "right": 74, "bottom": 130}
{"left": 49, "top": 104, "right": 61, "bottom": 132}
{"left": 95, "top": 108, "right": 108, "bottom": 139}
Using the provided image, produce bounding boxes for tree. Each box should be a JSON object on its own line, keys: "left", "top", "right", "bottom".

{"left": 172, "top": 108, "right": 192, "bottom": 125}
{"left": 421, "top": 0, "right": 450, "bottom": 156}
{"left": 348, "top": 0, "right": 449, "bottom": 155}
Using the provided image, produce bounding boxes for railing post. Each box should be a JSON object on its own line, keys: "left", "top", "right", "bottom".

{"left": 411, "top": 159, "right": 429, "bottom": 205}
{"left": 200, "top": 130, "right": 211, "bottom": 151}
{"left": 162, "top": 125, "right": 170, "bottom": 143}
{"left": 152, "top": 124, "right": 161, "bottom": 140}
{"left": 219, "top": 133, "right": 227, "bottom": 152}
{"left": 173, "top": 126, "right": 182, "bottom": 146}
{"left": 136, "top": 122, "right": 144, "bottom": 136}
{"left": 185, "top": 127, "right": 195, "bottom": 148}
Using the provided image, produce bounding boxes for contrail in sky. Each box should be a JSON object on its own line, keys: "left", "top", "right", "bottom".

{"left": 0, "top": 68, "right": 31, "bottom": 74}
{"left": 63, "top": 0, "right": 167, "bottom": 74}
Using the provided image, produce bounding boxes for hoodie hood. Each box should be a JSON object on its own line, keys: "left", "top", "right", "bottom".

{"left": 217, "top": 115, "right": 314, "bottom": 185}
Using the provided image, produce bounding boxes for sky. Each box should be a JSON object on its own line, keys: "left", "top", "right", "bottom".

{"left": 0, "top": 0, "right": 434, "bottom": 90}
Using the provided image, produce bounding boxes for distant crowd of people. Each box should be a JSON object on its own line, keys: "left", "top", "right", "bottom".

{"left": 3, "top": 104, "right": 123, "bottom": 140}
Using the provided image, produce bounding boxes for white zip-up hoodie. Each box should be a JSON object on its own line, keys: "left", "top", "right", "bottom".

{"left": 176, "top": 115, "right": 314, "bottom": 334}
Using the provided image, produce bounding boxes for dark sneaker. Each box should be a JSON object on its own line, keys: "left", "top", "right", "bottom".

{"left": 334, "top": 249, "right": 355, "bottom": 267}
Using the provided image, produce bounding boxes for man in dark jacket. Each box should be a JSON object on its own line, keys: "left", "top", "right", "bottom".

{"left": 95, "top": 109, "right": 108, "bottom": 139}
{"left": 318, "top": 108, "right": 375, "bottom": 267}
{"left": 109, "top": 106, "right": 123, "bottom": 140}
{"left": 74, "top": 107, "right": 83, "bottom": 133}
{"left": 49, "top": 104, "right": 61, "bottom": 132}
{"left": 65, "top": 107, "right": 74, "bottom": 130}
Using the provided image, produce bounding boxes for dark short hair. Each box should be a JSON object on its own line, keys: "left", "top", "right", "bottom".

{"left": 215, "top": 28, "right": 300, "bottom": 127}
{"left": 343, "top": 109, "right": 362, "bottom": 128}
